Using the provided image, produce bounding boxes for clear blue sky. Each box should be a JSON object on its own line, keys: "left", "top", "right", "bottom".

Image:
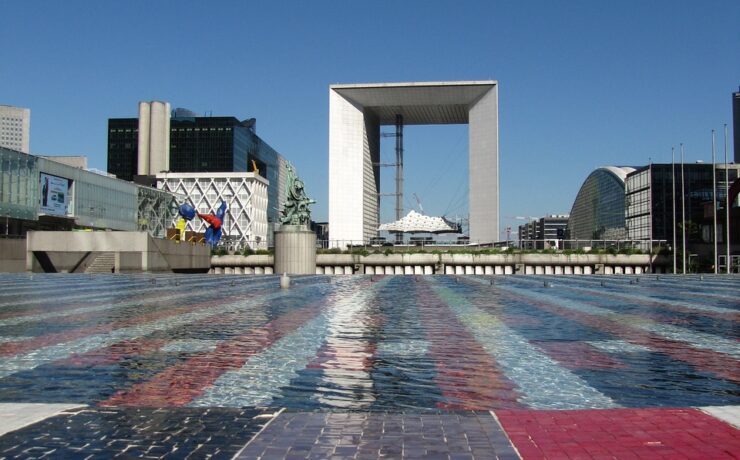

{"left": 2, "top": 0, "right": 739, "bottom": 237}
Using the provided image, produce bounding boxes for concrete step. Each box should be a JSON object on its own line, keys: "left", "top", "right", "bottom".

{"left": 85, "top": 252, "right": 115, "bottom": 274}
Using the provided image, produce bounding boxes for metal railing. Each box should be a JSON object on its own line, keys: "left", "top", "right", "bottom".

{"left": 316, "top": 239, "right": 670, "bottom": 253}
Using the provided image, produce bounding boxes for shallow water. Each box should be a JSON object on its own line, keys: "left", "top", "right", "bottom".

{"left": 0, "top": 273, "right": 737, "bottom": 411}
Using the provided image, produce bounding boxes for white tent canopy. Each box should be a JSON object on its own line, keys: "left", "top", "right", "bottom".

{"left": 379, "top": 210, "right": 459, "bottom": 234}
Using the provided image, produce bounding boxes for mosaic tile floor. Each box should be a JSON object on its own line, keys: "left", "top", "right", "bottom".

{"left": 0, "top": 273, "right": 737, "bottom": 459}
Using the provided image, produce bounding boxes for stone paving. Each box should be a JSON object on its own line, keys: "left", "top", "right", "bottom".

{"left": 0, "top": 406, "right": 273, "bottom": 459}
{"left": 0, "top": 273, "right": 737, "bottom": 459}
{"left": 236, "top": 411, "right": 520, "bottom": 460}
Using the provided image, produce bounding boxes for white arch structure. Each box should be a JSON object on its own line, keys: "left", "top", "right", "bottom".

{"left": 328, "top": 81, "right": 499, "bottom": 245}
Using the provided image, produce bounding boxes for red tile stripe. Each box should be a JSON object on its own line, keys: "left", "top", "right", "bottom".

{"left": 100, "top": 303, "right": 325, "bottom": 407}
{"left": 417, "top": 279, "right": 522, "bottom": 410}
{"left": 496, "top": 407, "right": 740, "bottom": 460}
{"left": 498, "top": 290, "right": 740, "bottom": 383}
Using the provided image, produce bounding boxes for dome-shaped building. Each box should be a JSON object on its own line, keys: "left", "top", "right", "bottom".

{"left": 567, "top": 166, "right": 635, "bottom": 241}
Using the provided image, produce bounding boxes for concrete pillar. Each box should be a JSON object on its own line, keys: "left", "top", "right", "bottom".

{"left": 504, "top": 266, "right": 513, "bottom": 275}
{"left": 445, "top": 266, "right": 454, "bottom": 275}
{"left": 366, "top": 266, "right": 375, "bottom": 275}
{"left": 274, "top": 225, "right": 317, "bottom": 275}
{"left": 424, "top": 266, "right": 433, "bottom": 275}
{"left": 345, "top": 265, "right": 353, "bottom": 274}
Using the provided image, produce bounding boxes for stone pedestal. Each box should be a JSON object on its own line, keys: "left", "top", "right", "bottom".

{"left": 274, "top": 225, "right": 316, "bottom": 275}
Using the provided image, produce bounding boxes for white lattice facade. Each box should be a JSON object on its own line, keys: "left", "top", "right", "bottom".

{"left": 156, "top": 172, "right": 268, "bottom": 250}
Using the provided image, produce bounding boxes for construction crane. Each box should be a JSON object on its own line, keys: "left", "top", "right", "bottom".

{"left": 413, "top": 193, "right": 424, "bottom": 214}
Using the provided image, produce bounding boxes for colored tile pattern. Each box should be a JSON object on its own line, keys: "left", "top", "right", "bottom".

{"left": 0, "top": 273, "right": 737, "bottom": 458}
{"left": 497, "top": 407, "right": 740, "bottom": 459}
{"left": 237, "top": 411, "right": 520, "bottom": 460}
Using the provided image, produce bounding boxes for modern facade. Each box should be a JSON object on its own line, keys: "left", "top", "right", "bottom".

{"left": 107, "top": 106, "right": 292, "bottom": 236}
{"left": 733, "top": 87, "right": 739, "bottom": 163}
{"left": 518, "top": 215, "right": 569, "bottom": 249}
{"left": 1, "top": 146, "right": 179, "bottom": 238}
{"left": 0, "top": 105, "right": 30, "bottom": 153}
{"left": 567, "top": 166, "right": 635, "bottom": 241}
{"left": 157, "top": 172, "right": 269, "bottom": 250}
{"left": 328, "top": 81, "right": 499, "bottom": 245}
{"left": 625, "top": 163, "right": 740, "bottom": 265}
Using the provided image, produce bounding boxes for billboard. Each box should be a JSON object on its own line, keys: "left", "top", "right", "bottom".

{"left": 40, "top": 173, "right": 70, "bottom": 216}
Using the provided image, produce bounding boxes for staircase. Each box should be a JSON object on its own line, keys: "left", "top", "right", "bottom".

{"left": 85, "top": 252, "right": 116, "bottom": 274}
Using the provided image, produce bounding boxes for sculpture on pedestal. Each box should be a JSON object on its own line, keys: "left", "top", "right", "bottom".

{"left": 280, "top": 165, "right": 315, "bottom": 226}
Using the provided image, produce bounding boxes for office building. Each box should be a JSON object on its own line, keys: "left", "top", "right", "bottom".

{"left": 107, "top": 106, "right": 292, "bottom": 234}
{"left": 0, "top": 146, "right": 178, "bottom": 238}
{"left": 329, "top": 81, "right": 499, "bottom": 245}
{"left": 518, "top": 215, "right": 569, "bottom": 249}
{"left": 567, "top": 167, "right": 635, "bottom": 241}
{"left": 625, "top": 163, "right": 740, "bottom": 266}
{"left": 0, "top": 105, "right": 30, "bottom": 153}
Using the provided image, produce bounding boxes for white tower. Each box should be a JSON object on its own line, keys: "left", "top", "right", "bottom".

{"left": 137, "top": 101, "right": 171, "bottom": 175}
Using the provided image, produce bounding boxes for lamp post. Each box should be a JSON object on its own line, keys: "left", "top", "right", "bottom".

{"left": 725, "top": 124, "right": 731, "bottom": 274}
{"left": 672, "top": 147, "right": 677, "bottom": 274}
{"left": 712, "top": 130, "right": 717, "bottom": 274}
{"left": 680, "top": 143, "right": 686, "bottom": 275}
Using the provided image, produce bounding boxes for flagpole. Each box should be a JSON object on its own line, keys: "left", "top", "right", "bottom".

{"left": 725, "top": 124, "right": 731, "bottom": 274}
{"left": 712, "top": 129, "right": 717, "bottom": 274}
{"left": 672, "top": 147, "right": 677, "bottom": 274}
{"left": 681, "top": 143, "right": 686, "bottom": 274}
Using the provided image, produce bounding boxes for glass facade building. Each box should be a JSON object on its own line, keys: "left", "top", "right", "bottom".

{"left": 626, "top": 163, "right": 740, "bottom": 244}
{"left": 567, "top": 167, "right": 635, "bottom": 241}
{"left": 1, "top": 146, "right": 178, "bottom": 238}
{"left": 107, "top": 118, "right": 139, "bottom": 182}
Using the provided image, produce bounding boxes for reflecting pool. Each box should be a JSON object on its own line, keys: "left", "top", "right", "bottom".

{"left": 0, "top": 274, "right": 737, "bottom": 411}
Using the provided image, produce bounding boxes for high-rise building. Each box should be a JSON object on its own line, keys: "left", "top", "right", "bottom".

{"left": 107, "top": 105, "right": 292, "bottom": 231}
{"left": 733, "top": 87, "right": 739, "bottom": 163}
{"left": 0, "top": 105, "right": 30, "bottom": 153}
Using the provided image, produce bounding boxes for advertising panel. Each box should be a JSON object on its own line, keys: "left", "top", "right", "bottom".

{"left": 40, "top": 173, "right": 70, "bottom": 216}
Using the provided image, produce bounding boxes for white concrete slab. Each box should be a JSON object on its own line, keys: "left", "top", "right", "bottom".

{"left": 701, "top": 405, "right": 740, "bottom": 428}
{"left": 0, "top": 403, "right": 85, "bottom": 436}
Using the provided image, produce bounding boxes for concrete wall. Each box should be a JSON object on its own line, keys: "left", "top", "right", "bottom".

{"left": 26, "top": 231, "right": 210, "bottom": 273}
{"left": 0, "top": 238, "right": 27, "bottom": 272}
